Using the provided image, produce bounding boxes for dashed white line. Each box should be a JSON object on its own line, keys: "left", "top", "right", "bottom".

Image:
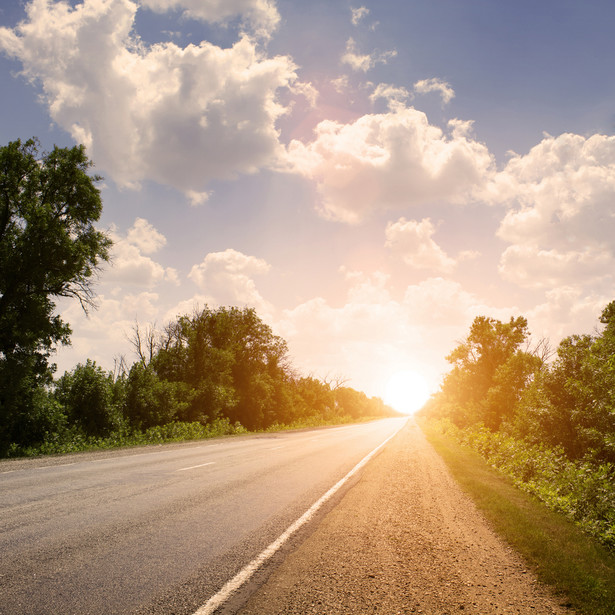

{"left": 176, "top": 462, "right": 216, "bottom": 472}
{"left": 192, "top": 423, "right": 404, "bottom": 615}
{"left": 35, "top": 463, "right": 76, "bottom": 470}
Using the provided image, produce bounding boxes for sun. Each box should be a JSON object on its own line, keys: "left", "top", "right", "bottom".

{"left": 384, "top": 370, "right": 430, "bottom": 415}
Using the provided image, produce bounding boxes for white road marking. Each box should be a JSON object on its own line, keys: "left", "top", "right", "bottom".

{"left": 192, "top": 422, "right": 404, "bottom": 615}
{"left": 176, "top": 462, "right": 216, "bottom": 472}
{"left": 267, "top": 446, "right": 285, "bottom": 451}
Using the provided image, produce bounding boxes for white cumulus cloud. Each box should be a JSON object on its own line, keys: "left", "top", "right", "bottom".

{"left": 140, "top": 0, "right": 280, "bottom": 39}
{"left": 188, "top": 248, "right": 272, "bottom": 316}
{"left": 413, "top": 78, "right": 455, "bottom": 105}
{"left": 126, "top": 218, "right": 167, "bottom": 254}
{"left": 370, "top": 83, "right": 410, "bottom": 110}
{"left": 0, "top": 0, "right": 302, "bottom": 200}
{"left": 105, "top": 220, "right": 178, "bottom": 287}
{"left": 351, "top": 6, "right": 370, "bottom": 26}
{"left": 287, "top": 106, "right": 495, "bottom": 223}
{"left": 385, "top": 217, "right": 456, "bottom": 273}
{"left": 489, "top": 132, "right": 615, "bottom": 289}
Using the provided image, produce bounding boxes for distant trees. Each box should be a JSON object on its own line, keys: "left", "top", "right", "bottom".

{"left": 54, "top": 360, "right": 124, "bottom": 437}
{"left": 0, "top": 302, "right": 396, "bottom": 456}
{"left": 125, "top": 306, "right": 396, "bottom": 432}
{"left": 0, "top": 139, "right": 111, "bottom": 453}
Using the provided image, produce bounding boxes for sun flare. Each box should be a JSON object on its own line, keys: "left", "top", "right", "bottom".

{"left": 384, "top": 370, "right": 430, "bottom": 415}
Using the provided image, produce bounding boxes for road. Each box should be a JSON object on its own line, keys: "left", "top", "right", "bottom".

{"left": 0, "top": 417, "right": 407, "bottom": 615}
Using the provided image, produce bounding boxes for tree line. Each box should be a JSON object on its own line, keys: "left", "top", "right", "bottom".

{"left": 423, "top": 306, "right": 615, "bottom": 463}
{"left": 0, "top": 138, "right": 394, "bottom": 458}
{"left": 422, "top": 306, "right": 615, "bottom": 548}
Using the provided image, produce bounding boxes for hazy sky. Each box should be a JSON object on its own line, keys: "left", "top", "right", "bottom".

{"left": 1, "top": 0, "right": 614, "bottom": 399}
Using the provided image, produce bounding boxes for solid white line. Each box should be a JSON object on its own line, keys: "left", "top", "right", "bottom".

{"left": 192, "top": 422, "right": 404, "bottom": 615}
{"left": 176, "top": 462, "right": 215, "bottom": 472}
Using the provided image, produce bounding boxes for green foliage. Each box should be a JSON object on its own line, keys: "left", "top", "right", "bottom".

{"left": 433, "top": 419, "right": 615, "bottom": 551}
{"left": 54, "top": 360, "right": 124, "bottom": 437}
{"left": 0, "top": 138, "right": 111, "bottom": 453}
{"left": 7, "top": 418, "right": 248, "bottom": 457}
{"left": 151, "top": 306, "right": 300, "bottom": 429}
{"left": 425, "top": 303, "right": 615, "bottom": 463}
{"left": 334, "top": 386, "right": 395, "bottom": 419}
{"left": 422, "top": 303, "right": 615, "bottom": 556}
{"left": 124, "top": 362, "right": 193, "bottom": 429}
{"left": 436, "top": 315, "right": 537, "bottom": 429}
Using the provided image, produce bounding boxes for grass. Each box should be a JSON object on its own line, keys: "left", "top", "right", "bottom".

{"left": 4, "top": 414, "right": 385, "bottom": 459}
{"left": 419, "top": 419, "right": 615, "bottom": 615}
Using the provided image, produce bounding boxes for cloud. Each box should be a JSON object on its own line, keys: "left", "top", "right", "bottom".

{"left": 56, "top": 290, "right": 162, "bottom": 371}
{"left": 188, "top": 248, "right": 272, "bottom": 315}
{"left": 489, "top": 132, "right": 615, "bottom": 289}
{"left": 126, "top": 217, "right": 167, "bottom": 254}
{"left": 341, "top": 37, "right": 396, "bottom": 72}
{"left": 413, "top": 78, "right": 455, "bottom": 105}
{"left": 370, "top": 83, "right": 410, "bottom": 109}
{"left": 287, "top": 106, "right": 495, "bottom": 223}
{"left": 0, "top": 0, "right": 301, "bottom": 199}
{"left": 140, "top": 0, "right": 280, "bottom": 39}
{"left": 351, "top": 6, "right": 369, "bottom": 26}
{"left": 499, "top": 245, "right": 612, "bottom": 289}
{"left": 385, "top": 217, "right": 456, "bottom": 273}
{"left": 105, "top": 220, "right": 178, "bottom": 286}
{"left": 527, "top": 287, "right": 612, "bottom": 344}
{"left": 331, "top": 75, "right": 350, "bottom": 93}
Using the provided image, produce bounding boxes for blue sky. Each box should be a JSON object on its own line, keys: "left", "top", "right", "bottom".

{"left": 1, "top": 0, "right": 614, "bottom": 401}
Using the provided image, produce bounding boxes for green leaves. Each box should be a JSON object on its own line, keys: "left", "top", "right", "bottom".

{"left": 0, "top": 138, "right": 111, "bottom": 452}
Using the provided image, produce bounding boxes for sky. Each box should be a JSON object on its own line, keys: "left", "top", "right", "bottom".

{"left": 1, "top": 0, "right": 615, "bottom": 401}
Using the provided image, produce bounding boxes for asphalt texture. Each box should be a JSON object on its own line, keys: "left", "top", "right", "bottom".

{"left": 0, "top": 418, "right": 407, "bottom": 615}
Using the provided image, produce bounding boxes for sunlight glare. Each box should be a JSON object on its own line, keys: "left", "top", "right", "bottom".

{"left": 384, "top": 370, "right": 430, "bottom": 415}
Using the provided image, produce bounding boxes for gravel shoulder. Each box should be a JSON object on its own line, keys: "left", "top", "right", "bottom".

{"left": 237, "top": 419, "right": 573, "bottom": 615}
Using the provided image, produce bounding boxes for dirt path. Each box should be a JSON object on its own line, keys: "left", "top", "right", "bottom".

{"left": 237, "top": 419, "right": 572, "bottom": 615}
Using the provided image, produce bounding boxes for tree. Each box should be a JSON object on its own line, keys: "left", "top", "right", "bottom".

{"left": 54, "top": 360, "right": 124, "bottom": 437}
{"left": 438, "top": 315, "right": 533, "bottom": 428}
{"left": 124, "top": 363, "right": 193, "bottom": 430}
{"left": 148, "top": 306, "right": 292, "bottom": 428}
{"left": 0, "top": 138, "right": 111, "bottom": 451}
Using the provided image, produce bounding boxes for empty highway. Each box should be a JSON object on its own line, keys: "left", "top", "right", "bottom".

{"left": 0, "top": 417, "right": 407, "bottom": 614}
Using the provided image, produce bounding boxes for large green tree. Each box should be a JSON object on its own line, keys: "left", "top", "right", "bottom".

{"left": 0, "top": 138, "right": 111, "bottom": 451}
{"left": 143, "top": 306, "right": 292, "bottom": 429}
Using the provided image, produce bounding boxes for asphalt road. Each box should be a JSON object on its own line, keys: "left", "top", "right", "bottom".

{"left": 0, "top": 417, "right": 407, "bottom": 615}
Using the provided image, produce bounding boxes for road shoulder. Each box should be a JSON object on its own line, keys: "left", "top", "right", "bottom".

{"left": 236, "top": 419, "right": 572, "bottom": 614}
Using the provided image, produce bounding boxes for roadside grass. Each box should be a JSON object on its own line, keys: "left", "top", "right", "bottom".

{"left": 4, "top": 414, "right": 384, "bottom": 459}
{"left": 419, "top": 419, "right": 615, "bottom": 615}
{"left": 261, "top": 414, "right": 383, "bottom": 433}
